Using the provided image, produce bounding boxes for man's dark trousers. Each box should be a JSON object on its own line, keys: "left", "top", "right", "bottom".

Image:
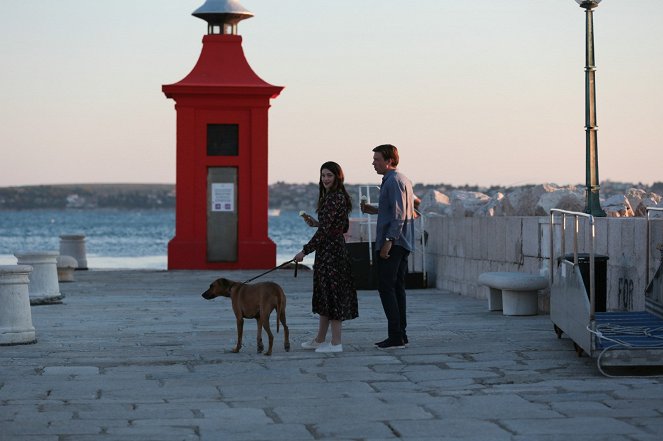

{"left": 376, "top": 245, "right": 410, "bottom": 342}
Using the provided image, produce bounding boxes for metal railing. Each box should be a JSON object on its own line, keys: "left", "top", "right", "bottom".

{"left": 357, "top": 185, "right": 426, "bottom": 282}
{"left": 358, "top": 186, "right": 381, "bottom": 266}
{"left": 646, "top": 207, "right": 663, "bottom": 287}
{"left": 550, "top": 208, "right": 597, "bottom": 318}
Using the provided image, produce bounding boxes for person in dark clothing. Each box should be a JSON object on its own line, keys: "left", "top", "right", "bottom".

{"left": 295, "top": 161, "right": 358, "bottom": 353}
{"left": 361, "top": 144, "right": 415, "bottom": 350}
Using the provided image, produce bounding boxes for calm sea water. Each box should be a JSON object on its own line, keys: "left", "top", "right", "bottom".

{"left": 0, "top": 209, "right": 317, "bottom": 269}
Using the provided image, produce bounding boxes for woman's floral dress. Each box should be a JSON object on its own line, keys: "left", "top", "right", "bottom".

{"left": 302, "top": 191, "right": 359, "bottom": 321}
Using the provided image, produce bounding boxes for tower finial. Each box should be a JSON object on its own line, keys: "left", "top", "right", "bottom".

{"left": 192, "top": 0, "right": 254, "bottom": 35}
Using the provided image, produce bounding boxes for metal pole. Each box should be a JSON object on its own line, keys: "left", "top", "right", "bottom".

{"left": 579, "top": 1, "right": 606, "bottom": 217}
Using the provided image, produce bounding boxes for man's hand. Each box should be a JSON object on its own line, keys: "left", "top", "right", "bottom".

{"left": 360, "top": 202, "right": 378, "bottom": 215}
{"left": 379, "top": 241, "right": 392, "bottom": 259}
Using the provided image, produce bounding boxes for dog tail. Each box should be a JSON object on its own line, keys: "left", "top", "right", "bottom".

{"left": 276, "top": 287, "right": 285, "bottom": 334}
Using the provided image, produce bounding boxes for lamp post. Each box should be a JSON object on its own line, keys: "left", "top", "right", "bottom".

{"left": 576, "top": 0, "right": 606, "bottom": 216}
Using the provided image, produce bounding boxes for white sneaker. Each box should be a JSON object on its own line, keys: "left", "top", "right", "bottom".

{"left": 315, "top": 343, "right": 343, "bottom": 353}
{"left": 301, "top": 338, "right": 324, "bottom": 350}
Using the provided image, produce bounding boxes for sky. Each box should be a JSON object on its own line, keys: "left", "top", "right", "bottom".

{"left": 1, "top": 0, "right": 662, "bottom": 188}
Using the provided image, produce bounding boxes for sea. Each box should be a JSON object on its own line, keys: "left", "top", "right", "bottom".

{"left": 0, "top": 209, "right": 320, "bottom": 269}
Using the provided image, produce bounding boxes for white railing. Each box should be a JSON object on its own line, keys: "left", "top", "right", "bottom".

{"left": 549, "top": 209, "right": 597, "bottom": 319}
{"left": 357, "top": 185, "right": 426, "bottom": 283}
{"left": 646, "top": 207, "right": 663, "bottom": 287}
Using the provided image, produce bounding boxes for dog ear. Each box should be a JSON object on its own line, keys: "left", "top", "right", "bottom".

{"left": 219, "top": 278, "right": 235, "bottom": 292}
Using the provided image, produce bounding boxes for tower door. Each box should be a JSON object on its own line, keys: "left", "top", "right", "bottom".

{"left": 207, "top": 167, "right": 238, "bottom": 262}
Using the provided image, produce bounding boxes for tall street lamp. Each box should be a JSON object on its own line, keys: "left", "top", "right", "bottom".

{"left": 576, "top": 0, "right": 606, "bottom": 216}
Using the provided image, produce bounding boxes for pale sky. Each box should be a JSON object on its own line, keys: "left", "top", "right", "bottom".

{"left": 1, "top": 0, "right": 661, "bottom": 188}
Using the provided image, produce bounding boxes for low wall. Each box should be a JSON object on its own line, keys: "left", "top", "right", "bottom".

{"left": 424, "top": 216, "right": 663, "bottom": 313}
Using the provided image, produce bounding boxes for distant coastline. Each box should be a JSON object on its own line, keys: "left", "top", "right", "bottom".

{"left": 1, "top": 181, "right": 661, "bottom": 211}
{"left": 0, "top": 184, "right": 175, "bottom": 210}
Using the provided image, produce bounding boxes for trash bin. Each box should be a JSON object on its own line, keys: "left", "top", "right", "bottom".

{"left": 563, "top": 253, "right": 609, "bottom": 312}
{"left": 346, "top": 242, "right": 428, "bottom": 290}
{"left": 346, "top": 242, "right": 378, "bottom": 290}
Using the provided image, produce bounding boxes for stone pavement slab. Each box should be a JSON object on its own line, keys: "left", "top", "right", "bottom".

{"left": 1, "top": 269, "right": 662, "bottom": 440}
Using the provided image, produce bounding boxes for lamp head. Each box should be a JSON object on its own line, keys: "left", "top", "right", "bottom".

{"left": 575, "top": 0, "right": 602, "bottom": 9}
{"left": 192, "top": 0, "right": 253, "bottom": 35}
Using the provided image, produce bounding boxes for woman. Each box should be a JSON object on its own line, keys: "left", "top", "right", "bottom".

{"left": 294, "top": 161, "right": 358, "bottom": 353}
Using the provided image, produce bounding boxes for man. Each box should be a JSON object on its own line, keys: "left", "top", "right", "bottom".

{"left": 361, "top": 144, "right": 415, "bottom": 349}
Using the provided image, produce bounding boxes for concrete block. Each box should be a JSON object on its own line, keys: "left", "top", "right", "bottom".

{"left": 14, "top": 251, "right": 62, "bottom": 305}
{"left": 56, "top": 255, "right": 78, "bottom": 282}
{"left": 523, "top": 217, "right": 542, "bottom": 258}
{"left": 59, "top": 234, "right": 88, "bottom": 270}
{"left": 0, "top": 265, "right": 36, "bottom": 345}
{"left": 607, "top": 218, "right": 624, "bottom": 262}
{"left": 493, "top": 217, "right": 507, "bottom": 262}
{"left": 594, "top": 217, "right": 609, "bottom": 256}
{"left": 471, "top": 218, "right": 481, "bottom": 259}
{"left": 505, "top": 217, "right": 523, "bottom": 264}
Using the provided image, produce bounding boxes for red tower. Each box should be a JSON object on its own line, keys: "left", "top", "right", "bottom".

{"left": 163, "top": 0, "right": 283, "bottom": 270}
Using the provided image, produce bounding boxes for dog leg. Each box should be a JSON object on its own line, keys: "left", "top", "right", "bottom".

{"left": 233, "top": 318, "right": 244, "bottom": 353}
{"left": 262, "top": 314, "right": 274, "bottom": 356}
{"left": 255, "top": 318, "right": 264, "bottom": 353}
{"left": 280, "top": 307, "right": 290, "bottom": 352}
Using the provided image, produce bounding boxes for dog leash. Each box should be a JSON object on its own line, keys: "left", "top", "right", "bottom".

{"left": 241, "top": 259, "right": 299, "bottom": 284}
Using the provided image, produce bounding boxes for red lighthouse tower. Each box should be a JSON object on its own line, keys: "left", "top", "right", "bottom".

{"left": 163, "top": 0, "right": 283, "bottom": 270}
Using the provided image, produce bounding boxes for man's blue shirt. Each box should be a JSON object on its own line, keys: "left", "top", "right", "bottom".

{"left": 375, "top": 169, "right": 415, "bottom": 252}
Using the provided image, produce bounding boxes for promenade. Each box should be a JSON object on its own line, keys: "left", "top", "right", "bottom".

{"left": 1, "top": 269, "right": 661, "bottom": 441}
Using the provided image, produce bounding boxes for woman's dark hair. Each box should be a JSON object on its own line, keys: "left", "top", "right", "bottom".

{"left": 317, "top": 161, "right": 352, "bottom": 219}
{"left": 372, "top": 144, "right": 399, "bottom": 167}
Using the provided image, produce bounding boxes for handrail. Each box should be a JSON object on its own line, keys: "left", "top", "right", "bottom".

{"left": 646, "top": 207, "right": 663, "bottom": 287}
{"left": 357, "top": 185, "right": 427, "bottom": 286}
{"left": 549, "top": 209, "right": 596, "bottom": 319}
{"left": 358, "top": 186, "right": 380, "bottom": 266}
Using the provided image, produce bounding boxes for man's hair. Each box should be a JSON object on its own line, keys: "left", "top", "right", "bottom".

{"left": 372, "top": 144, "right": 399, "bottom": 167}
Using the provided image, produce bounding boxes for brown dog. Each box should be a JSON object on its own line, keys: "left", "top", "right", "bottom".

{"left": 201, "top": 278, "right": 290, "bottom": 356}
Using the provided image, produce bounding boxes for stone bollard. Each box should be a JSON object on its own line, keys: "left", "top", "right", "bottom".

{"left": 56, "top": 255, "right": 78, "bottom": 282}
{"left": 14, "top": 251, "right": 63, "bottom": 305}
{"left": 0, "top": 265, "right": 37, "bottom": 345}
{"left": 59, "top": 234, "right": 88, "bottom": 270}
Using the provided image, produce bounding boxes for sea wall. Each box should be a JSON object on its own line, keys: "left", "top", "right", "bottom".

{"left": 424, "top": 216, "right": 663, "bottom": 313}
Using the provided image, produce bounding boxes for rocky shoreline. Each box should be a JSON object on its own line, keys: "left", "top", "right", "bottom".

{"left": 1, "top": 181, "right": 661, "bottom": 216}
{"left": 417, "top": 183, "right": 663, "bottom": 218}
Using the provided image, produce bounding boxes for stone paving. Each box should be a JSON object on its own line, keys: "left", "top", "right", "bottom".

{"left": 1, "top": 269, "right": 662, "bottom": 440}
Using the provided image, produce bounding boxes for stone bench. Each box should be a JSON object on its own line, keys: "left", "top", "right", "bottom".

{"left": 478, "top": 272, "right": 548, "bottom": 316}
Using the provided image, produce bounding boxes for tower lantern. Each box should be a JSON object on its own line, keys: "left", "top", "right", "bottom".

{"left": 163, "top": 1, "right": 283, "bottom": 270}
{"left": 192, "top": 0, "right": 253, "bottom": 35}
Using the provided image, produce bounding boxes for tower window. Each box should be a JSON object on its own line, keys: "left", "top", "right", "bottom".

{"left": 207, "top": 124, "right": 238, "bottom": 156}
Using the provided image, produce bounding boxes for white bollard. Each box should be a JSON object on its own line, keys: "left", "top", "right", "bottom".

{"left": 56, "top": 255, "right": 78, "bottom": 282}
{"left": 0, "top": 265, "right": 37, "bottom": 345}
{"left": 59, "top": 234, "right": 88, "bottom": 270}
{"left": 14, "top": 251, "right": 63, "bottom": 305}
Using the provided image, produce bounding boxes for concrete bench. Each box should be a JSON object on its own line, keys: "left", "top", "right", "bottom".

{"left": 478, "top": 272, "right": 548, "bottom": 316}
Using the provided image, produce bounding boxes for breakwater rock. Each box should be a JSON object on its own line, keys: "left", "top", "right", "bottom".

{"left": 418, "top": 183, "right": 663, "bottom": 217}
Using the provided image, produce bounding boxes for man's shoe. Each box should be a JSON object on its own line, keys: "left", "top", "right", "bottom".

{"left": 375, "top": 336, "right": 408, "bottom": 347}
{"left": 315, "top": 342, "right": 343, "bottom": 353}
{"left": 301, "top": 338, "right": 324, "bottom": 350}
{"left": 376, "top": 339, "right": 406, "bottom": 350}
